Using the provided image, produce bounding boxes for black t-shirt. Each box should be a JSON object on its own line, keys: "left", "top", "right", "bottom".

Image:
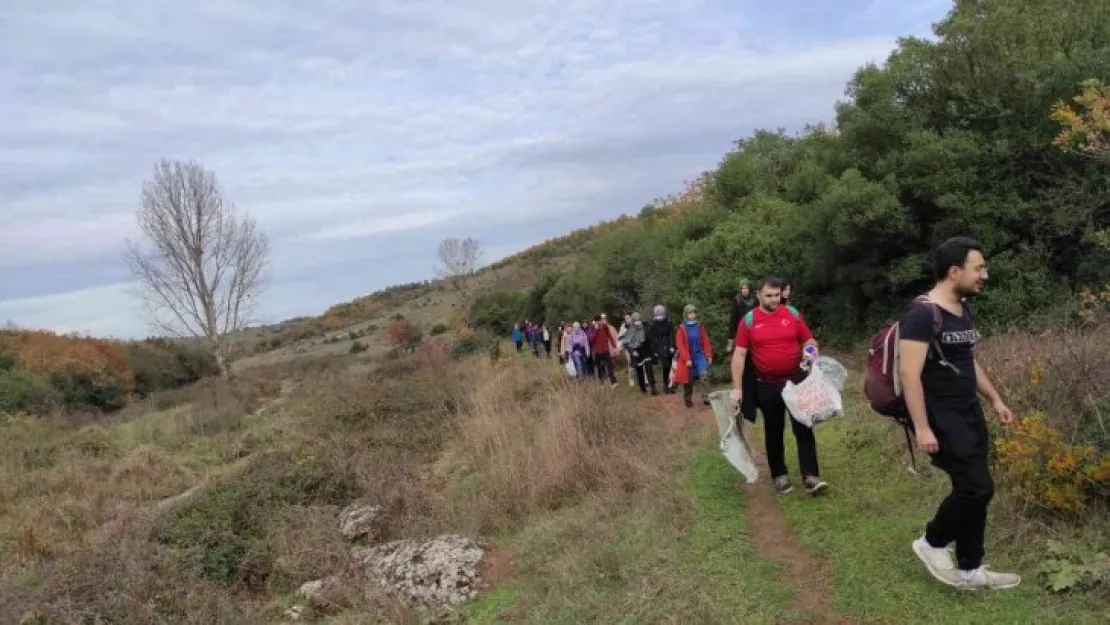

{"left": 899, "top": 300, "right": 986, "bottom": 462}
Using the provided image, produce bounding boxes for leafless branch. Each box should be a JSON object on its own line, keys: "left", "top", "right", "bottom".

{"left": 123, "top": 159, "right": 270, "bottom": 375}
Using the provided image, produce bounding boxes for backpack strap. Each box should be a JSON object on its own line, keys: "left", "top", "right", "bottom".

{"left": 744, "top": 310, "right": 754, "bottom": 328}
{"left": 785, "top": 304, "right": 800, "bottom": 319}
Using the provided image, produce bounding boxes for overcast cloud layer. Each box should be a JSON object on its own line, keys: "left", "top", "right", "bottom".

{"left": 0, "top": 0, "right": 951, "bottom": 338}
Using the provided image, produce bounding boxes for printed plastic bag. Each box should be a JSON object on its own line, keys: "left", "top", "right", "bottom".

{"left": 564, "top": 358, "right": 577, "bottom": 377}
{"left": 782, "top": 365, "right": 843, "bottom": 428}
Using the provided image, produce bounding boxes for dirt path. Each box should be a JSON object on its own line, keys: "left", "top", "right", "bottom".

{"left": 655, "top": 392, "right": 854, "bottom": 625}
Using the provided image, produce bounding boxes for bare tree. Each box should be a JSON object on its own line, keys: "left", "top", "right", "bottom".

{"left": 434, "top": 236, "right": 483, "bottom": 294}
{"left": 124, "top": 159, "right": 269, "bottom": 377}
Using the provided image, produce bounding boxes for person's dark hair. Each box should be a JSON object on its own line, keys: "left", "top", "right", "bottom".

{"left": 593, "top": 314, "right": 602, "bottom": 322}
{"left": 758, "top": 275, "right": 786, "bottom": 291}
{"left": 933, "top": 236, "right": 984, "bottom": 281}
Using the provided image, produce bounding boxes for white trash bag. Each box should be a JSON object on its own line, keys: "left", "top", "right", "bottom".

{"left": 782, "top": 365, "right": 844, "bottom": 429}
{"left": 564, "top": 358, "right": 577, "bottom": 377}
{"left": 707, "top": 390, "right": 759, "bottom": 483}
{"left": 816, "top": 356, "right": 848, "bottom": 391}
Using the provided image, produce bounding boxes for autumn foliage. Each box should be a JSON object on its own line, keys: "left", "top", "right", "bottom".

{"left": 994, "top": 414, "right": 1110, "bottom": 514}
{"left": 0, "top": 329, "right": 217, "bottom": 414}
{"left": 386, "top": 319, "right": 423, "bottom": 352}
{"left": 1052, "top": 78, "right": 1110, "bottom": 162}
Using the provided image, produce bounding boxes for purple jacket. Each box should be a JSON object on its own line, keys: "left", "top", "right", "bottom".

{"left": 568, "top": 328, "right": 590, "bottom": 355}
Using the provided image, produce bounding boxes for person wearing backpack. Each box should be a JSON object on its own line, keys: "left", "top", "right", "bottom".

{"left": 729, "top": 275, "right": 827, "bottom": 496}
{"left": 896, "top": 237, "right": 1020, "bottom": 591}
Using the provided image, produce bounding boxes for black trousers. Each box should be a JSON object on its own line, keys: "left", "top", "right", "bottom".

{"left": 594, "top": 352, "right": 617, "bottom": 384}
{"left": 656, "top": 352, "right": 672, "bottom": 388}
{"left": 925, "top": 454, "right": 993, "bottom": 570}
{"left": 756, "top": 378, "right": 820, "bottom": 479}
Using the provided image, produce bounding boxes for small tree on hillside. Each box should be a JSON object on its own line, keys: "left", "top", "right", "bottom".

{"left": 387, "top": 319, "right": 423, "bottom": 353}
{"left": 434, "top": 237, "right": 484, "bottom": 328}
{"left": 124, "top": 159, "right": 270, "bottom": 377}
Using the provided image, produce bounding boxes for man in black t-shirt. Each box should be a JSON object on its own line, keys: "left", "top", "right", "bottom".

{"left": 898, "top": 237, "right": 1021, "bottom": 591}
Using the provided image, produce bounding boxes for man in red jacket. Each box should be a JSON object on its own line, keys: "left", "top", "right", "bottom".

{"left": 729, "top": 275, "right": 828, "bottom": 496}
{"left": 590, "top": 315, "right": 618, "bottom": 387}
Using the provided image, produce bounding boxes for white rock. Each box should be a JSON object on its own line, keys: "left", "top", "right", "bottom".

{"left": 353, "top": 534, "right": 484, "bottom": 608}
{"left": 339, "top": 502, "right": 384, "bottom": 542}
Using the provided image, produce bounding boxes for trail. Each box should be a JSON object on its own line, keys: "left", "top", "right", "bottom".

{"left": 655, "top": 391, "right": 854, "bottom": 625}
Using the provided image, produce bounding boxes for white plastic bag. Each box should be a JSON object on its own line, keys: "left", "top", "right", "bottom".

{"left": 816, "top": 356, "right": 848, "bottom": 391}
{"left": 564, "top": 358, "right": 577, "bottom": 377}
{"left": 707, "top": 390, "right": 759, "bottom": 483}
{"left": 782, "top": 365, "right": 843, "bottom": 428}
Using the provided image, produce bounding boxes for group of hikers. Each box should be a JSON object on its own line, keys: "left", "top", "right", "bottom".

{"left": 503, "top": 236, "right": 1020, "bottom": 591}
{"left": 514, "top": 298, "right": 741, "bottom": 409}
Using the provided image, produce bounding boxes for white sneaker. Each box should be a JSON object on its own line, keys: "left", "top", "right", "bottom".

{"left": 957, "top": 566, "right": 1021, "bottom": 590}
{"left": 912, "top": 538, "right": 962, "bottom": 587}
{"left": 629, "top": 378, "right": 636, "bottom": 388}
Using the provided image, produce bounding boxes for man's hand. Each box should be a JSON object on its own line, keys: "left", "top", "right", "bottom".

{"left": 726, "top": 342, "right": 734, "bottom": 353}
{"left": 916, "top": 427, "right": 939, "bottom": 454}
{"left": 992, "top": 399, "right": 1015, "bottom": 425}
{"left": 729, "top": 388, "right": 742, "bottom": 408}
{"left": 707, "top": 357, "right": 713, "bottom": 366}
{"left": 686, "top": 360, "right": 693, "bottom": 367}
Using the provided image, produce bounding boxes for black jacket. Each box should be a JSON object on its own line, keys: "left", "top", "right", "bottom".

{"left": 729, "top": 295, "right": 757, "bottom": 342}
{"left": 647, "top": 318, "right": 674, "bottom": 358}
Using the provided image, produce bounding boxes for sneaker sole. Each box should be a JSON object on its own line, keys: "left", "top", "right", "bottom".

{"left": 912, "top": 540, "right": 961, "bottom": 589}
{"left": 805, "top": 481, "right": 829, "bottom": 495}
{"left": 775, "top": 486, "right": 794, "bottom": 495}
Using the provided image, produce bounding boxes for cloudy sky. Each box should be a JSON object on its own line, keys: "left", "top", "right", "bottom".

{"left": 0, "top": 0, "right": 951, "bottom": 339}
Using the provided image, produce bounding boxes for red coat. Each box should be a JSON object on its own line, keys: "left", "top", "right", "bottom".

{"left": 671, "top": 322, "right": 713, "bottom": 385}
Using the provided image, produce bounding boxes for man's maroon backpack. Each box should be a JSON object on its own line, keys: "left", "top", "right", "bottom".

{"left": 863, "top": 295, "right": 943, "bottom": 473}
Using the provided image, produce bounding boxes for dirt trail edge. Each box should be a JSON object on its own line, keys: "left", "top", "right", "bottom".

{"left": 658, "top": 394, "right": 855, "bottom": 625}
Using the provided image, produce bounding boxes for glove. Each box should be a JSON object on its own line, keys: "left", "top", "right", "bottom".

{"left": 730, "top": 388, "right": 742, "bottom": 408}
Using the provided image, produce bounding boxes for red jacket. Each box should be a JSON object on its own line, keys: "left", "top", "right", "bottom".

{"left": 590, "top": 322, "right": 617, "bottom": 354}
{"left": 672, "top": 322, "right": 713, "bottom": 385}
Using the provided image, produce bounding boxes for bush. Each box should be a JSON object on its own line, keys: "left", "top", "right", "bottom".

{"left": 994, "top": 413, "right": 1110, "bottom": 514}
{"left": 349, "top": 341, "right": 367, "bottom": 354}
{"left": 430, "top": 323, "right": 449, "bottom": 336}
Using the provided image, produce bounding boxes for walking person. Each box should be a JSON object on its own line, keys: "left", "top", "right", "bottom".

{"left": 541, "top": 323, "right": 552, "bottom": 357}
{"left": 511, "top": 324, "right": 523, "bottom": 353}
{"left": 730, "top": 276, "right": 827, "bottom": 496}
{"left": 619, "top": 313, "right": 637, "bottom": 388}
{"left": 898, "top": 237, "right": 1020, "bottom": 590}
{"left": 568, "top": 322, "right": 590, "bottom": 379}
{"left": 673, "top": 305, "right": 713, "bottom": 408}
{"left": 584, "top": 319, "right": 597, "bottom": 376}
{"left": 626, "top": 312, "right": 658, "bottom": 395}
{"left": 728, "top": 279, "right": 760, "bottom": 423}
{"left": 590, "top": 315, "right": 619, "bottom": 387}
{"left": 647, "top": 304, "right": 676, "bottom": 393}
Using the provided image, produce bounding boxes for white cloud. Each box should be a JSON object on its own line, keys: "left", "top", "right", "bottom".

{"left": 0, "top": 0, "right": 953, "bottom": 337}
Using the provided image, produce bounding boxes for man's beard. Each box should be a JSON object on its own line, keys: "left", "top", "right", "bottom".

{"left": 761, "top": 302, "right": 778, "bottom": 312}
{"left": 957, "top": 282, "right": 985, "bottom": 298}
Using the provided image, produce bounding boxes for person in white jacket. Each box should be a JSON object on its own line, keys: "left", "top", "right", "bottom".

{"left": 618, "top": 312, "right": 636, "bottom": 387}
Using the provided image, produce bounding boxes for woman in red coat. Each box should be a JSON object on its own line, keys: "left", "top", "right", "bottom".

{"left": 672, "top": 304, "right": 713, "bottom": 408}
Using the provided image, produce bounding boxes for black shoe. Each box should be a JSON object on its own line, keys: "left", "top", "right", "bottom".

{"left": 803, "top": 476, "right": 829, "bottom": 495}
{"left": 684, "top": 398, "right": 694, "bottom": 408}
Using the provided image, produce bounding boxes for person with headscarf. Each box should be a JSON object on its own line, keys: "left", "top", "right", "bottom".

{"left": 567, "top": 321, "right": 590, "bottom": 379}
{"left": 626, "top": 311, "right": 658, "bottom": 395}
{"left": 672, "top": 304, "right": 713, "bottom": 408}
{"left": 647, "top": 304, "right": 676, "bottom": 393}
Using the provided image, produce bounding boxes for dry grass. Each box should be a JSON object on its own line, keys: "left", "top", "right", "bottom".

{"left": 0, "top": 335, "right": 682, "bottom": 623}
{"left": 438, "top": 358, "right": 664, "bottom": 534}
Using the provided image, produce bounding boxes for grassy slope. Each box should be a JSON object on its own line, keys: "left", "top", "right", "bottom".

{"left": 465, "top": 353, "right": 1109, "bottom": 624}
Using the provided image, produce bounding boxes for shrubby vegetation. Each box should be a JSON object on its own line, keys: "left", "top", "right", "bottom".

{"left": 471, "top": 0, "right": 1110, "bottom": 349}
{"left": 0, "top": 330, "right": 218, "bottom": 414}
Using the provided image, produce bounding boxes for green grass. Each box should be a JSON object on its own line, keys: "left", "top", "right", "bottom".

{"left": 465, "top": 382, "right": 1109, "bottom": 624}
{"left": 774, "top": 394, "right": 1110, "bottom": 625}
{"left": 464, "top": 449, "right": 790, "bottom": 624}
